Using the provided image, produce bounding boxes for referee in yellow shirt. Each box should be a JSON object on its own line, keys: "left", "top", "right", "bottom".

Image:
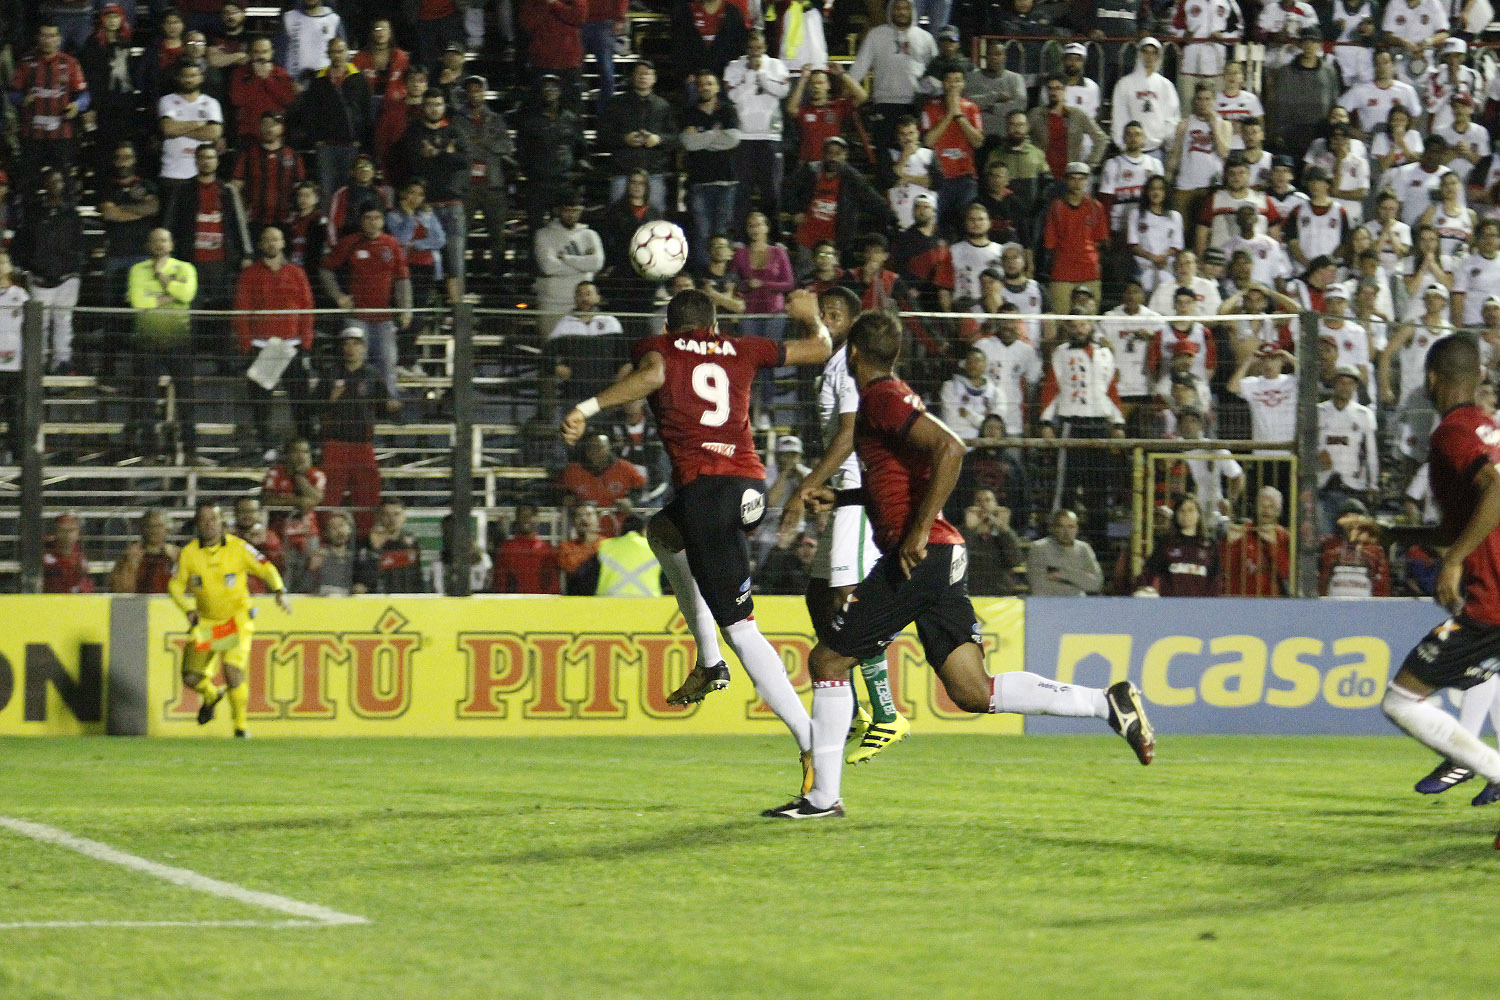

{"left": 168, "top": 503, "right": 292, "bottom": 737}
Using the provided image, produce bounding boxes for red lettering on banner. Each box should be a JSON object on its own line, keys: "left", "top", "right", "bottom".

{"left": 746, "top": 634, "right": 813, "bottom": 719}
{"left": 344, "top": 607, "right": 418, "bottom": 718}
{"left": 637, "top": 636, "right": 697, "bottom": 718}
{"left": 573, "top": 634, "right": 633, "bottom": 718}
{"left": 456, "top": 634, "right": 527, "bottom": 717}
{"left": 279, "top": 634, "right": 340, "bottom": 717}
{"left": 526, "top": 634, "right": 572, "bottom": 717}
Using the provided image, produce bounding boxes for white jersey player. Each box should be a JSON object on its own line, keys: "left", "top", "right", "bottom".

{"left": 973, "top": 307, "right": 1042, "bottom": 435}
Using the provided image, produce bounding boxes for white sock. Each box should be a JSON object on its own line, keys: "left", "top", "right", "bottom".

{"left": 1459, "top": 676, "right": 1498, "bottom": 737}
{"left": 650, "top": 542, "right": 723, "bottom": 668}
{"left": 1488, "top": 679, "right": 1500, "bottom": 745}
{"left": 1384, "top": 684, "right": 1500, "bottom": 783}
{"left": 723, "top": 618, "right": 812, "bottom": 751}
{"left": 807, "top": 679, "right": 853, "bottom": 809}
{"left": 989, "top": 672, "right": 1109, "bottom": 719}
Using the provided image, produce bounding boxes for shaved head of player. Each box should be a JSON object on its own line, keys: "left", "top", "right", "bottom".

{"left": 1382, "top": 333, "right": 1500, "bottom": 827}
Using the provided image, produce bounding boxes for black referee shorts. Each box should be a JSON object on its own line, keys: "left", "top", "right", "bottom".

{"left": 661, "top": 474, "right": 767, "bottom": 628}
{"left": 826, "top": 543, "right": 982, "bottom": 668}
{"left": 1399, "top": 614, "right": 1500, "bottom": 692}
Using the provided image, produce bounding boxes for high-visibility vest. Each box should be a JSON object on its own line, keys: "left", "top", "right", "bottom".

{"left": 595, "top": 532, "right": 662, "bottom": 597}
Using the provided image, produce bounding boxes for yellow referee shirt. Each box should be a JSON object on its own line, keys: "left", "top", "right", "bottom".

{"left": 168, "top": 533, "right": 285, "bottom": 622}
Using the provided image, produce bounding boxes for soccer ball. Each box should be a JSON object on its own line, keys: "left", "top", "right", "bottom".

{"left": 629, "top": 221, "right": 688, "bottom": 281}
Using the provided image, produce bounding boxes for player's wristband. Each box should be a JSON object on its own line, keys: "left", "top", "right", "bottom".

{"left": 812, "top": 320, "right": 832, "bottom": 348}
{"left": 575, "top": 397, "right": 601, "bottom": 419}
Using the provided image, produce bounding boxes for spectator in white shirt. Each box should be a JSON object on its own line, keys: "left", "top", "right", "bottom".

{"left": 282, "top": 0, "right": 344, "bottom": 86}
{"left": 1109, "top": 37, "right": 1180, "bottom": 158}
{"left": 1258, "top": 0, "right": 1320, "bottom": 69}
{"left": 1149, "top": 249, "right": 1220, "bottom": 316}
{"left": 725, "top": 31, "right": 790, "bottom": 241}
{"left": 941, "top": 346, "right": 1005, "bottom": 443}
{"left": 1099, "top": 279, "right": 1164, "bottom": 426}
{"left": 158, "top": 63, "right": 223, "bottom": 186}
{"left": 1453, "top": 218, "right": 1500, "bottom": 327}
{"left": 1316, "top": 362, "right": 1379, "bottom": 533}
{"left": 1380, "top": 0, "right": 1450, "bottom": 70}
{"left": 973, "top": 304, "right": 1042, "bottom": 435}
{"left": 1339, "top": 48, "right": 1421, "bottom": 139}
{"left": 1434, "top": 93, "right": 1489, "bottom": 186}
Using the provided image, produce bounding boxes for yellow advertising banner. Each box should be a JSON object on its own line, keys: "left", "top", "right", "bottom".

{"left": 145, "top": 596, "right": 1025, "bottom": 737}
{"left": 0, "top": 596, "right": 111, "bottom": 735}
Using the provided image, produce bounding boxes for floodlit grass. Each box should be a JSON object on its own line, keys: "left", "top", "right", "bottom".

{"left": 1, "top": 735, "right": 1499, "bottom": 999}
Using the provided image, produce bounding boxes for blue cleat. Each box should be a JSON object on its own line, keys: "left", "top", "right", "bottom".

{"left": 1473, "top": 782, "right": 1500, "bottom": 807}
{"left": 1415, "top": 761, "right": 1474, "bottom": 795}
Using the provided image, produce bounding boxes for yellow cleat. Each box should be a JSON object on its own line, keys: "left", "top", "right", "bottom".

{"left": 800, "top": 749, "right": 815, "bottom": 796}
{"left": 846, "top": 704, "right": 873, "bottom": 745}
{"left": 846, "top": 714, "right": 911, "bottom": 764}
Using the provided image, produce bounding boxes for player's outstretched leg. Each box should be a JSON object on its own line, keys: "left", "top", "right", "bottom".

{"left": 847, "top": 654, "right": 911, "bottom": 765}
{"left": 183, "top": 647, "right": 223, "bottom": 726}
{"left": 1384, "top": 678, "right": 1500, "bottom": 790}
{"left": 648, "top": 515, "right": 729, "bottom": 704}
{"left": 1415, "top": 677, "right": 1499, "bottom": 796}
{"left": 224, "top": 666, "right": 250, "bottom": 738}
{"left": 763, "top": 641, "right": 853, "bottom": 819}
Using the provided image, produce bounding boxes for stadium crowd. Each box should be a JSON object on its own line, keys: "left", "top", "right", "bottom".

{"left": 10, "top": 0, "right": 1500, "bottom": 599}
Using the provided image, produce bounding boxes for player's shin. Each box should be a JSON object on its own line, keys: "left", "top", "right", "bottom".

{"left": 651, "top": 541, "right": 724, "bottom": 668}
{"left": 723, "top": 619, "right": 812, "bottom": 750}
{"left": 859, "top": 655, "right": 899, "bottom": 724}
{"left": 1384, "top": 683, "right": 1500, "bottom": 782}
{"left": 808, "top": 678, "right": 854, "bottom": 809}
{"left": 227, "top": 683, "right": 249, "bottom": 732}
{"left": 1460, "top": 676, "right": 1498, "bottom": 737}
{"left": 989, "top": 671, "right": 1109, "bottom": 718}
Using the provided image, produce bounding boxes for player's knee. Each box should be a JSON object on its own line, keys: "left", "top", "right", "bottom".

{"left": 646, "top": 513, "right": 682, "bottom": 552}
{"left": 808, "top": 643, "right": 852, "bottom": 682}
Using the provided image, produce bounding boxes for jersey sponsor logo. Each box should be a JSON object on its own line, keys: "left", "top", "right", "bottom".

{"left": 673, "top": 337, "right": 738, "bottom": 356}
{"left": 1479, "top": 425, "right": 1500, "bottom": 447}
{"left": 702, "top": 441, "right": 736, "bottom": 456}
{"left": 949, "top": 544, "right": 967, "bottom": 585}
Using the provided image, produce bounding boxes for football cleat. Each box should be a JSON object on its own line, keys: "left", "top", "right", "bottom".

{"left": 1414, "top": 761, "right": 1475, "bottom": 794}
{"left": 1105, "top": 681, "right": 1155, "bottom": 766}
{"left": 234, "top": 729, "right": 250, "bottom": 739}
{"left": 761, "top": 796, "right": 845, "bottom": 820}
{"left": 1473, "top": 781, "right": 1500, "bottom": 807}
{"left": 847, "top": 713, "right": 912, "bottom": 765}
{"left": 666, "top": 661, "right": 731, "bottom": 705}
{"left": 196, "top": 689, "right": 224, "bottom": 726}
{"left": 847, "top": 704, "right": 873, "bottom": 744}
{"left": 800, "top": 749, "right": 814, "bottom": 796}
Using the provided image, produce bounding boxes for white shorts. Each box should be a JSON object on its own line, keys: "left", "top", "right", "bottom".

{"left": 810, "top": 503, "right": 877, "bottom": 589}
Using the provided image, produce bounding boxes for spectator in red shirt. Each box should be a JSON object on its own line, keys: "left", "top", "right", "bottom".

{"left": 1042, "top": 161, "right": 1110, "bottom": 314}
{"left": 228, "top": 35, "right": 296, "bottom": 147}
{"left": 787, "top": 136, "right": 894, "bottom": 263}
{"left": 262, "top": 438, "right": 326, "bottom": 563}
{"left": 493, "top": 503, "right": 561, "bottom": 593}
{"left": 920, "top": 68, "right": 984, "bottom": 237}
{"left": 1221, "top": 485, "right": 1293, "bottom": 597}
{"left": 320, "top": 206, "right": 413, "bottom": 396}
{"left": 42, "top": 514, "right": 95, "bottom": 594}
{"left": 12, "top": 23, "right": 90, "bottom": 187}
{"left": 164, "top": 144, "right": 253, "bottom": 319}
{"left": 786, "top": 65, "right": 866, "bottom": 166}
{"left": 558, "top": 434, "right": 647, "bottom": 512}
{"left": 232, "top": 496, "right": 285, "bottom": 572}
{"left": 107, "top": 509, "right": 179, "bottom": 594}
{"left": 232, "top": 110, "right": 306, "bottom": 236}
{"left": 1318, "top": 498, "right": 1392, "bottom": 597}
{"left": 519, "top": 0, "right": 585, "bottom": 109}
{"left": 235, "top": 226, "right": 317, "bottom": 453}
{"left": 353, "top": 17, "right": 410, "bottom": 116}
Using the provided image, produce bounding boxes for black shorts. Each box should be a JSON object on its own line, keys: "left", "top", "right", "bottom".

{"left": 826, "top": 543, "right": 982, "bottom": 667}
{"left": 1399, "top": 614, "right": 1500, "bottom": 691}
{"left": 662, "top": 474, "right": 766, "bottom": 628}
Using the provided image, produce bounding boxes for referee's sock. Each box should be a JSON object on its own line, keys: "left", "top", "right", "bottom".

{"left": 1385, "top": 682, "right": 1500, "bottom": 782}
{"left": 988, "top": 671, "right": 1109, "bottom": 719}
{"left": 807, "top": 679, "right": 853, "bottom": 809}
{"left": 227, "top": 683, "right": 249, "bottom": 732}
{"left": 650, "top": 543, "right": 725, "bottom": 670}
{"left": 724, "top": 618, "right": 812, "bottom": 751}
{"left": 859, "top": 656, "right": 899, "bottom": 724}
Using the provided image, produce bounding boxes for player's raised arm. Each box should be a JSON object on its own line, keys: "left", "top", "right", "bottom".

{"left": 561, "top": 351, "right": 668, "bottom": 444}
{"left": 781, "top": 288, "right": 833, "bottom": 366}
{"left": 898, "top": 411, "right": 967, "bottom": 577}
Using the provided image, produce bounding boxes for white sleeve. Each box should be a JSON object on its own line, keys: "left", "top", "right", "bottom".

{"left": 206, "top": 96, "right": 224, "bottom": 124}
{"left": 835, "top": 364, "right": 860, "bottom": 415}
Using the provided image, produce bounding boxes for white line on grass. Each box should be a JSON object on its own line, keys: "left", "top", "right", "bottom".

{"left": 0, "top": 815, "right": 369, "bottom": 929}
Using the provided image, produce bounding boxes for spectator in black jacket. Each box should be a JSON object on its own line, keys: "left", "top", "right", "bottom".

{"left": 786, "top": 136, "right": 896, "bottom": 266}
{"left": 164, "top": 144, "right": 252, "bottom": 308}
{"left": 14, "top": 167, "right": 84, "bottom": 374}
{"left": 98, "top": 141, "right": 161, "bottom": 349}
{"left": 600, "top": 61, "right": 679, "bottom": 212}
{"left": 451, "top": 74, "right": 512, "bottom": 274}
{"left": 358, "top": 497, "right": 426, "bottom": 593}
{"left": 292, "top": 36, "right": 373, "bottom": 213}
{"left": 79, "top": 4, "right": 139, "bottom": 179}
{"left": 669, "top": 0, "right": 748, "bottom": 87}
{"left": 396, "top": 88, "right": 470, "bottom": 304}
{"left": 516, "top": 74, "right": 585, "bottom": 229}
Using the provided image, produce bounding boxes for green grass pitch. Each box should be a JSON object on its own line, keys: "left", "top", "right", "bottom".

{"left": 3, "top": 734, "right": 1500, "bottom": 1000}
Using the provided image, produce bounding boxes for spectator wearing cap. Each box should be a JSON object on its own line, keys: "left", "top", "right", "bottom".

{"left": 1109, "top": 38, "right": 1180, "bottom": 162}
{"left": 1168, "top": 83, "right": 1231, "bottom": 219}
{"left": 431, "top": 41, "right": 470, "bottom": 109}
{"left": 283, "top": 0, "right": 344, "bottom": 85}
{"left": 533, "top": 193, "right": 605, "bottom": 328}
{"left": 11, "top": 22, "right": 90, "bottom": 187}
{"left": 670, "top": 0, "right": 749, "bottom": 89}
{"left": 725, "top": 31, "right": 790, "bottom": 240}
{"left": 923, "top": 24, "right": 973, "bottom": 82}
{"left": 890, "top": 192, "right": 955, "bottom": 312}
{"left": 1227, "top": 344, "right": 1297, "bottom": 492}
{"left": 1042, "top": 162, "right": 1110, "bottom": 314}
{"left": 1422, "top": 37, "right": 1481, "bottom": 133}
{"left": 1029, "top": 75, "right": 1107, "bottom": 195}
{"left": 417, "top": 6, "right": 470, "bottom": 82}
{"left": 752, "top": 434, "right": 811, "bottom": 565}
{"left": 848, "top": 0, "right": 937, "bottom": 154}
{"left": 235, "top": 225, "right": 316, "bottom": 455}
{"left": 922, "top": 67, "right": 985, "bottom": 236}
{"left": 1338, "top": 47, "right": 1421, "bottom": 142}
{"left": 394, "top": 87, "right": 471, "bottom": 305}
{"left": 1318, "top": 497, "right": 1390, "bottom": 596}
{"left": 43, "top": 514, "right": 95, "bottom": 594}
{"left": 451, "top": 74, "right": 512, "bottom": 272}
{"left": 231, "top": 110, "right": 306, "bottom": 237}
{"left": 290, "top": 37, "right": 373, "bottom": 206}
{"left": 1316, "top": 361, "right": 1378, "bottom": 534}
{"left": 1388, "top": 138, "right": 1454, "bottom": 226}
{"left": 1317, "top": 282, "right": 1375, "bottom": 387}
{"left": 321, "top": 206, "right": 412, "bottom": 396}
{"left": 124, "top": 228, "right": 199, "bottom": 462}
{"left": 603, "top": 62, "right": 679, "bottom": 214}
{"left": 353, "top": 18, "right": 410, "bottom": 117}
{"left": 966, "top": 38, "right": 1026, "bottom": 158}
{"left": 1286, "top": 169, "right": 1353, "bottom": 268}
{"left": 787, "top": 135, "right": 894, "bottom": 264}
{"left": 1454, "top": 218, "right": 1500, "bottom": 327}
{"left": 319, "top": 326, "right": 397, "bottom": 539}
{"left": 1172, "top": 0, "right": 1243, "bottom": 111}
{"left": 1258, "top": 0, "right": 1320, "bottom": 70}
{"left": 1434, "top": 92, "right": 1490, "bottom": 187}
{"left": 1058, "top": 42, "right": 1101, "bottom": 131}
{"left": 1380, "top": 283, "right": 1451, "bottom": 407}
{"left": 228, "top": 34, "right": 297, "bottom": 147}
{"left": 79, "top": 5, "right": 138, "bottom": 175}
{"left": 1264, "top": 28, "right": 1339, "bottom": 161}
{"left": 14, "top": 167, "right": 84, "bottom": 375}
{"left": 517, "top": 75, "right": 585, "bottom": 229}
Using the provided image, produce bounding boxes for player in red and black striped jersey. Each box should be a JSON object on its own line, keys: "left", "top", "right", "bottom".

{"left": 1384, "top": 336, "right": 1500, "bottom": 830}
{"left": 764, "top": 311, "right": 1156, "bottom": 820}
{"left": 11, "top": 23, "right": 90, "bottom": 183}
{"left": 562, "top": 288, "right": 833, "bottom": 795}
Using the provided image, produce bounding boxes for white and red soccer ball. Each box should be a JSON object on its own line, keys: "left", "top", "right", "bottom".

{"left": 629, "top": 221, "right": 688, "bottom": 281}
